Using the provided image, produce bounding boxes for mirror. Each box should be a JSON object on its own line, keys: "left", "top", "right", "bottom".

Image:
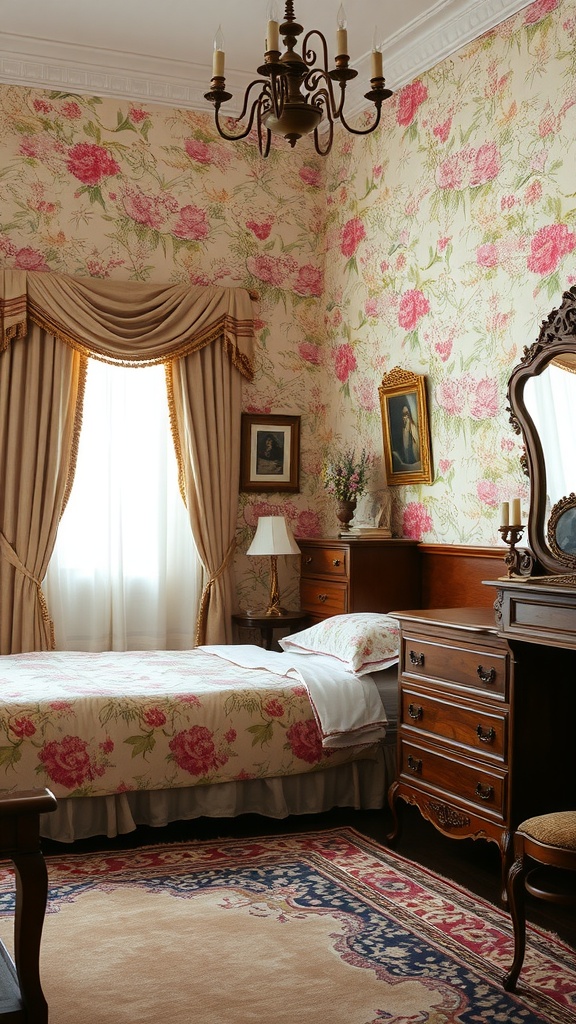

{"left": 507, "top": 285, "right": 576, "bottom": 575}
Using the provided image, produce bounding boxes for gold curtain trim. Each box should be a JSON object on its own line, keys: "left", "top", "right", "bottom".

{"left": 194, "top": 538, "right": 237, "bottom": 647}
{"left": 60, "top": 355, "right": 88, "bottom": 518}
{"left": 28, "top": 303, "right": 254, "bottom": 380}
{"left": 164, "top": 362, "right": 187, "bottom": 507}
{"left": 0, "top": 532, "right": 55, "bottom": 650}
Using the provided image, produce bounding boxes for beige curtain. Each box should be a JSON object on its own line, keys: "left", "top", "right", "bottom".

{"left": 0, "top": 326, "right": 85, "bottom": 654}
{"left": 0, "top": 269, "right": 254, "bottom": 654}
{"left": 169, "top": 343, "right": 243, "bottom": 645}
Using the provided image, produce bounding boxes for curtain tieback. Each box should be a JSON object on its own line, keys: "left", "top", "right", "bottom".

{"left": 195, "top": 538, "right": 237, "bottom": 647}
{"left": 0, "top": 532, "right": 55, "bottom": 650}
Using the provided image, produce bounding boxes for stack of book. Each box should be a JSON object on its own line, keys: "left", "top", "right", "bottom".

{"left": 344, "top": 526, "right": 392, "bottom": 538}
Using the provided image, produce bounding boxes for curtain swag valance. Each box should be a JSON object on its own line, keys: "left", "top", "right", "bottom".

{"left": 0, "top": 269, "right": 255, "bottom": 379}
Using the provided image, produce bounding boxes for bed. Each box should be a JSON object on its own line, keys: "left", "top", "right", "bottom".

{"left": 0, "top": 613, "right": 401, "bottom": 842}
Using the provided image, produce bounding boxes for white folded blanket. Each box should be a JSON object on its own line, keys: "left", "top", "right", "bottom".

{"left": 201, "top": 645, "right": 388, "bottom": 748}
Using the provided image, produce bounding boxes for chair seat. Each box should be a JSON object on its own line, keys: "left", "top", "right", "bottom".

{"left": 503, "top": 810, "right": 576, "bottom": 992}
{"left": 518, "top": 811, "right": 576, "bottom": 849}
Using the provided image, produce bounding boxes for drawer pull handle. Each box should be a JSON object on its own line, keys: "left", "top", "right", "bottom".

{"left": 408, "top": 703, "right": 423, "bottom": 721}
{"left": 304, "top": 557, "right": 313, "bottom": 566}
{"left": 475, "top": 782, "right": 494, "bottom": 801}
{"left": 332, "top": 558, "right": 341, "bottom": 567}
{"left": 409, "top": 650, "right": 424, "bottom": 667}
{"left": 317, "top": 594, "right": 328, "bottom": 603}
{"left": 476, "top": 724, "right": 496, "bottom": 743}
{"left": 407, "top": 755, "right": 422, "bottom": 773}
{"left": 477, "top": 665, "right": 496, "bottom": 684}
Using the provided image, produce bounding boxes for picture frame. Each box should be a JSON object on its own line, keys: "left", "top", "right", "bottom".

{"left": 240, "top": 413, "right": 300, "bottom": 492}
{"left": 378, "top": 367, "right": 433, "bottom": 486}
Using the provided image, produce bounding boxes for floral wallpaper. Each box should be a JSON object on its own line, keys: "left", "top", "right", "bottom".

{"left": 0, "top": 0, "right": 574, "bottom": 614}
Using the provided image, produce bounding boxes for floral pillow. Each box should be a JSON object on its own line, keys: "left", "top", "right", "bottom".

{"left": 279, "top": 612, "right": 400, "bottom": 676}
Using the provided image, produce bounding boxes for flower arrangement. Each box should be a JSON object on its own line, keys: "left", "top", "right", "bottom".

{"left": 322, "top": 448, "right": 370, "bottom": 503}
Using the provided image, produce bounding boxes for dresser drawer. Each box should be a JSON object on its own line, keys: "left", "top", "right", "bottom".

{"left": 300, "top": 579, "right": 348, "bottom": 617}
{"left": 401, "top": 634, "right": 508, "bottom": 697}
{"left": 300, "top": 547, "right": 348, "bottom": 579}
{"left": 399, "top": 739, "right": 506, "bottom": 817}
{"left": 400, "top": 688, "right": 507, "bottom": 759}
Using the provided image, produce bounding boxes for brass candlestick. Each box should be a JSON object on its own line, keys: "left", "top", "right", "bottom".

{"left": 498, "top": 524, "right": 532, "bottom": 578}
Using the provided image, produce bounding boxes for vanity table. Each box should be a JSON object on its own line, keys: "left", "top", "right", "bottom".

{"left": 388, "top": 286, "right": 576, "bottom": 893}
{"left": 387, "top": 603, "right": 576, "bottom": 895}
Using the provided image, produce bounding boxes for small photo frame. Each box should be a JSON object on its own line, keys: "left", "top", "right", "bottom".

{"left": 378, "top": 367, "right": 433, "bottom": 486}
{"left": 240, "top": 413, "right": 300, "bottom": 492}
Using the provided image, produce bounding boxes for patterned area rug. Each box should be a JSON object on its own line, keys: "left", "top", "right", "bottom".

{"left": 0, "top": 827, "right": 573, "bottom": 1023}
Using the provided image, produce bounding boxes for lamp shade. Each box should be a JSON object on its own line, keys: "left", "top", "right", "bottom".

{"left": 247, "top": 516, "right": 300, "bottom": 556}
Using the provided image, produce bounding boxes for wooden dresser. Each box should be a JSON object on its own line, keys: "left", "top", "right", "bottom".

{"left": 298, "top": 537, "right": 420, "bottom": 624}
{"left": 387, "top": 606, "right": 576, "bottom": 896}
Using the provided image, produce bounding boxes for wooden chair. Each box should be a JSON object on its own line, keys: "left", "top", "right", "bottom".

{"left": 503, "top": 810, "right": 576, "bottom": 992}
{"left": 0, "top": 789, "right": 57, "bottom": 1023}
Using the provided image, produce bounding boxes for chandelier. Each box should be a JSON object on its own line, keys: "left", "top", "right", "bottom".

{"left": 204, "top": 1, "right": 392, "bottom": 157}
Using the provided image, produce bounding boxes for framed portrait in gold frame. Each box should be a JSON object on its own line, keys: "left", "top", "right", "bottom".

{"left": 378, "top": 367, "right": 433, "bottom": 486}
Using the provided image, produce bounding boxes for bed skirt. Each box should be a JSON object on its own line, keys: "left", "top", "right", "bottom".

{"left": 39, "top": 739, "right": 395, "bottom": 843}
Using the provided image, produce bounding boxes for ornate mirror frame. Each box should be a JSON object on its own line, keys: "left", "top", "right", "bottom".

{"left": 507, "top": 285, "right": 576, "bottom": 576}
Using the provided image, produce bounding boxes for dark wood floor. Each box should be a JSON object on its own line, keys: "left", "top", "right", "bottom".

{"left": 42, "top": 802, "right": 576, "bottom": 951}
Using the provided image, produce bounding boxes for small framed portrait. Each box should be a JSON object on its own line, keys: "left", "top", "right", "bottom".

{"left": 548, "top": 492, "right": 576, "bottom": 565}
{"left": 378, "top": 367, "right": 433, "bottom": 486}
{"left": 240, "top": 413, "right": 300, "bottom": 492}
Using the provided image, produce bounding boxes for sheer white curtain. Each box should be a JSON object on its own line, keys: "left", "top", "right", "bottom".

{"left": 44, "top": 359, "right": 203, "bottom": 651}
{"left": 525, "top": 362, "right": 576, "bottom": 509}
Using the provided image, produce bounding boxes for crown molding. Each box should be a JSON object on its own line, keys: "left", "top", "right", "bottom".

{"left": 0, "top": 0, "right": 532, "bottom": 119}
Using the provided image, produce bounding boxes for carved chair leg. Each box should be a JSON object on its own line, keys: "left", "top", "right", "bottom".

{"left": 12, "top": 849, "right": 50, "bottom": 1024}
{"left": 503, "top": 851, "right": 527, "bottom": 992}
{"left": 499, "top": 828, "right": 512, "bottom": 906}
{"left": 386, "top": 782, "right": 401, "bottom": 843}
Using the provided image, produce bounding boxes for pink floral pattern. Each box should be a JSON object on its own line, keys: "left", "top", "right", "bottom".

{"left": 0, "top": 650, "right": 364, "bottom": 798}
{"left": 0, "top": 0, "right": 573, "bottom": 607}
{"left": 66, "top": 143, "right": 120, "bottom": 185}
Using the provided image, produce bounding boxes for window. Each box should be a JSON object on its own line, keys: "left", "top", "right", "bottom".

{"left": 44, "top": 360, "right": 202, "bottom": 651}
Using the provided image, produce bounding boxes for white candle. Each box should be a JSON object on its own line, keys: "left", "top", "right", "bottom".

{"left": 371, "top": 49, "right": 383, "bottom": 78}
{"left": 212, "top": 27, "right": 225, "bottom": 77}
{"left": 337, "top": 4, "right": 348, "bottom": 55}
{"left": 267, "top": 19, "right": 279, "bottom": 51}
{"left": 500, "top": 502, "right": 509, "bottom": 527}
{"left": 511, "top": 498, "right": 521, "bottom": 526}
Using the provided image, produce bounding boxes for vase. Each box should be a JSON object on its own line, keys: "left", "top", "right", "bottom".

{"left": 336, "top": 499, "right": 357, "bottom": 531}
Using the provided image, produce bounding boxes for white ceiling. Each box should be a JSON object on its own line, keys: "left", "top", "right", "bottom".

{"left": 0, "top": 1, "right": 532, "bottom": 118}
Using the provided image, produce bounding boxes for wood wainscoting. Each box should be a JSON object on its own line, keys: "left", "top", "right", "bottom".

{"left": 418, "top": 544, "right": 504, "bottom": 610}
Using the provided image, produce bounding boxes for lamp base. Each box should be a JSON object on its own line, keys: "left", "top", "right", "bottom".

{"left": 247, "top": 605, "right": 290, "bottom": 617}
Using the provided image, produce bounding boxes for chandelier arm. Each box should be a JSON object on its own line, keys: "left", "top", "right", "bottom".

{"left": 301, "top": 31, "right": 346, "bottom": 121}
{"left": 338, "top": 101, "right": 384, "bottom": 137}
{"left": 212, "top": 79, "right": 272, "bottom": 141}
{"left": 301, "top": 29, "right": 327, "bottom": 71}
{"left": 301, "top": 67, "right": 340, "bottom": 119}
{"left": 256, "top": 96, "right": 273, "bottom": 157}
{"left": 313, "top": 114, "right": 334, "bottom": 157}
{"left": 271, "top": 71, "right": 289, "bottom": 120}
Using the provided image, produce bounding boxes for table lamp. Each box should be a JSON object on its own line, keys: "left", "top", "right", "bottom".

{"left": 247, "top": 515, "right": 300, "bottom": 616}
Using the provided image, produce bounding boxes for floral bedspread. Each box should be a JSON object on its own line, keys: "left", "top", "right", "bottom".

{"left": 0, "top": 647, "right": 382, "bottom": 800}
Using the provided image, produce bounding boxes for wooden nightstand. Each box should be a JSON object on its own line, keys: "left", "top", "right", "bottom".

{"left": 299, "top": 537, "right": 421, "bottom": 624}
{"left": 231, "top": 610, "right": 307, "bottom": 650}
